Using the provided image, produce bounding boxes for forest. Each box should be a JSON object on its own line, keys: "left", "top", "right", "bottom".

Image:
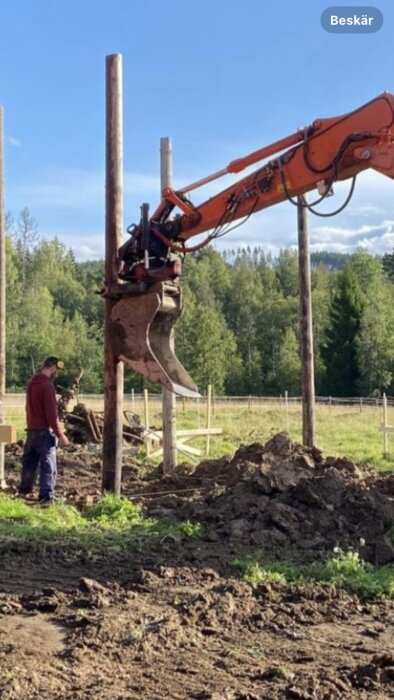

{"left": 6, "top": 208, "right": 394, "bottom": 397}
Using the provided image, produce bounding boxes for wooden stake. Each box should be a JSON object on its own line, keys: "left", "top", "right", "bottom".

{"left": 383, "top": 392, "right": 388, "bottom": 456}
{"left": 160, "top": 136, "right": 177, "bottom": 474}
{"left": 102, "top": 54, "right": 124, "bottom": 495}
{"left": 144, "top": 388, "right": 150, "bottom": 457}
{"left": 0, "top": 107, "right": 6, "bottom": 489}
{"left": 297, "top": 197, "right": 315, "bottom": 447}
{"left": 285, "top": 390, "right": 289, "bottom": 432}
{"left": 206, "top": 384, "right": 212, "bottom": 456}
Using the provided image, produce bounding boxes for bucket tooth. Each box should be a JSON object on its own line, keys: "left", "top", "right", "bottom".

{"left": 110, "top": 286, "right": 199, "bottom": 397}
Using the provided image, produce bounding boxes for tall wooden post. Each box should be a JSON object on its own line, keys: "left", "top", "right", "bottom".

{"left": 297, "top": 197, "right": 315, "bottom": 447}
{"left": 160, "top": 136, "right": 177, "bottom": 474}
{"left": 102, "top": 54, "right": 124, "bottom": 495}
{"left": 0, "top": 108, "right": 6, "bottom": 488}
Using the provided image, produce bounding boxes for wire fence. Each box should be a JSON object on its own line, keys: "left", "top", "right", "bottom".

{"left": 3, "top": 391, "right": 394, "bottom": 462}
{"left": 3, "top": 392, "right": 393, "bottom": 429}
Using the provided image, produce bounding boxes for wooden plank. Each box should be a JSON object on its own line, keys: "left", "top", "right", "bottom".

{"left": 176, "top": 446, "right": 203, "bottom": 457}
{"left": 143, "top": 427, "right": 222, "bottom": 440}
{"left": 0, "top": 425, "right": 16, "bottom": 443}
{"left": 176, "top": 428, "right": 222, "bottom": 437}
{"left": 149, "top": 442, "right": 202, "bottom": 461}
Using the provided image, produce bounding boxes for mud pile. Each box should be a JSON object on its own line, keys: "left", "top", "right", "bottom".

{"left": 143, "top": 433, "right": 394, "bottom": 564}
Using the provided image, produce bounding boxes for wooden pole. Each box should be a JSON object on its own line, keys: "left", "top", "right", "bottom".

{"left": 144, "top": 388, "right": 150, "bottom": 457}
{"left": 297, "top": 197, "right": 315, "bottom": 447}
{"left": 383, "top": 392, "right": 388, "bottom": 456}
{"left": 102, "top": 54, "right": 124, "bottom": 495}
{"left": 160, "top": 136, "right": 177, "bottom": 474}
{"left": 284, "top": 390, "right": 289, "bottom": 432}
{"left": 206, "top": 384, "right": 212, "bottom": 456}
{"left": 0, "top": 107, "right": 6, "bottom": 488}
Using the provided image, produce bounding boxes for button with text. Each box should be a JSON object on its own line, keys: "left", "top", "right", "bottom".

{"left": 321, "top": 6, "right": 383, "bottom": 33}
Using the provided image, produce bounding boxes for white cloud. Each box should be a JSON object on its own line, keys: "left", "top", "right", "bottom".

{"left": 40, "top": 230, "right": 105, "bottom": 261}
{"left": 10, "top": 167, "right": 160, "bottom": 209}
{"left": 6, "top": 162, "right": 394, "bottom": 260}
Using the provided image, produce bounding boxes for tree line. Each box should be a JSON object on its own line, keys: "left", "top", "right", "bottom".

{"left": 5, "top": 208, "right": 394, "bottom": 397}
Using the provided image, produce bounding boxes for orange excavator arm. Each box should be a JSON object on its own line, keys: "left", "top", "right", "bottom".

{"left": 107, "top": 92, "right": 394, "bottom": 396}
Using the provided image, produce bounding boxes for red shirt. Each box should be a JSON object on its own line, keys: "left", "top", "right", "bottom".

{"left": 26, "top": 372, "right": 62, "bottom": 438}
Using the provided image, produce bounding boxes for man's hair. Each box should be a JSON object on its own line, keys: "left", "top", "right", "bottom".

{"left": 43, "top": 356, "right": 64, "bottom": 370}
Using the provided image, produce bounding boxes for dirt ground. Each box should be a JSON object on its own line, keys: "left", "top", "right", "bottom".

{"left": 1, "top": 433, "right": 394, "bottom": 699}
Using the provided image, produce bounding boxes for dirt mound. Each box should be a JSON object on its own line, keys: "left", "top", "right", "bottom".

{"left": 4, "top": 431, "right": 394, "bottom": 564}
{"left": 2, "top": 434, "right": 394, "bottom": 699}
{"left": 143, "top": 433, "right": 394, "bottom": 564}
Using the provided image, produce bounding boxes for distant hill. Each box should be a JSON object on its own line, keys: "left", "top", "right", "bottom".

{"left": 310, "top": 251, "right": 350, "bottom": 270}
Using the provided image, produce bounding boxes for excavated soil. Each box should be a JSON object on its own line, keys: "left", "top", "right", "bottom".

{"left": 1, "top": 433, "right": 394, "bottom": 699}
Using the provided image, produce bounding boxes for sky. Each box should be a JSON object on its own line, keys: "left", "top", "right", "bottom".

{"left": 1, "top": 0, "right": 393, "bottom": 260}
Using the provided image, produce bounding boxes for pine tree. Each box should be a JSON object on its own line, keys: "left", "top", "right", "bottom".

{"left": 382, "top": 249, "right": 394, "bottom": 280}
{"left": 322, "top": 265, "right": 363, "bottom": 396}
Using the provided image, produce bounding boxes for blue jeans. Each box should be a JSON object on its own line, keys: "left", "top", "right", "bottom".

{"left": 19, "top": 430, "right": 57, "bottom": 501}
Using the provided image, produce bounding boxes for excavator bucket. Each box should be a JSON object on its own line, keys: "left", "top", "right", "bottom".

{"left": 111, "top": 283, "right": 199, "bottom": 397}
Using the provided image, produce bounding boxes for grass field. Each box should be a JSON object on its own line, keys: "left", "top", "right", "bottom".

{"left": 5, "top": 394, "right": 394, "bottom": 471}
{"left": 0, "top": 492, "right": 393, "bottom": 600}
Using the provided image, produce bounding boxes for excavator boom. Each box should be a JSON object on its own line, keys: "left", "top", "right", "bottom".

{"left": 108, "top": 92, "right": 394, "bottom": 395}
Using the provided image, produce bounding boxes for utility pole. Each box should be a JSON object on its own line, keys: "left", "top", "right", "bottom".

{"left": 297, "top": 196, "right": 315, "bottom": 447}
{"left": 160, "top": 137, "right": 177, "bottom": 473}
{"left": 0, "top": 107, "right": 6, "bottom": 488}
{"left": 102, "top": 54, "right": 124, "bottom": 494}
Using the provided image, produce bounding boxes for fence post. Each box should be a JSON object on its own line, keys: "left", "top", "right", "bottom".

{"left": 206, "top": 384, "right": 212, "bottom": 456}
{"left": 360, "top": 397, "right": 363, "bottom": 413}
{"left": 144, "top": 388, "right": 150, "bottom": 457}
{"left": 131, "top": 388, "right": 135, "bottom": 413}
{"left": 285, "top": 390, "right": 289, "bottom": 432}
{"left": 383, "top": 392, "right": 388, "bottom": 457}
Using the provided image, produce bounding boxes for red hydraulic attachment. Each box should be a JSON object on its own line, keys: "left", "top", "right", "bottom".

{"left": 110, "top": 282, "right": 198, "bottom": 397}
{"left": 113, "top": 92, "right": 394, "bottom": 395}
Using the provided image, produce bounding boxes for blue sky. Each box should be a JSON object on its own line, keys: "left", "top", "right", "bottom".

{"left": 1, "top": 0, "right": 393, "bottom": 259}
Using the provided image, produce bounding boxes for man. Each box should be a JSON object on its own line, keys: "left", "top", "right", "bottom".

{"left": 18, "top": 356, "right": 70, "bottom": 504}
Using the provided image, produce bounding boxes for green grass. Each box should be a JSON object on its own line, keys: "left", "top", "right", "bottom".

{"left": 235, "top": 549, "right": 394, "bottom": 600}
{"left": 0, "top": 493, "right": 203, "bottom": 549}
{"left": 171, "top": 403, "right": 394, "bottom": 471}
{"left": 7, "top": 399, "right": 394, "bottom": 470}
